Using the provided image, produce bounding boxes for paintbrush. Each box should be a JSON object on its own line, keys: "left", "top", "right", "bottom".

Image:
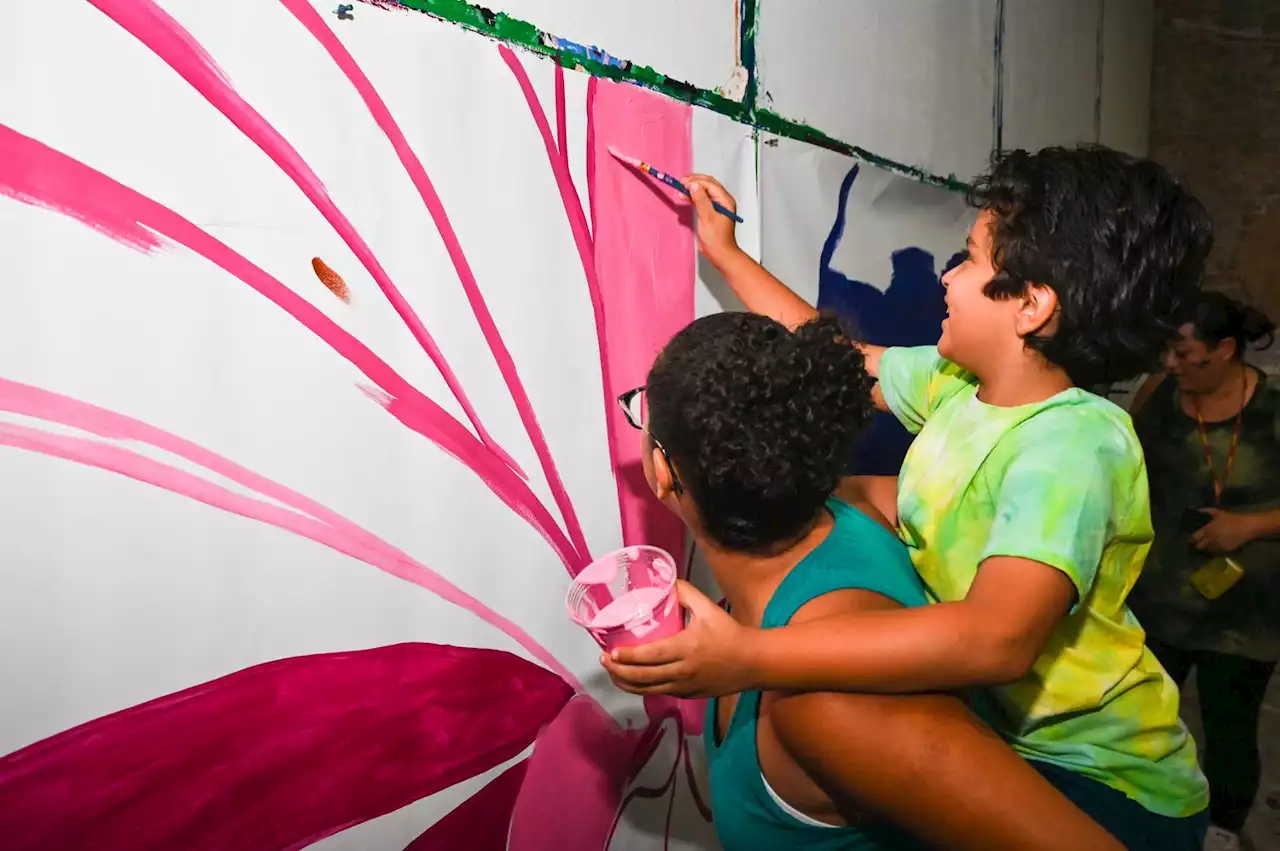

{"left": 607, "top": 147, "right": 744, "bottom": 223}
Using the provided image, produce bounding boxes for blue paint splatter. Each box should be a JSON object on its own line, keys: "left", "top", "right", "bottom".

{"left": 546, "top": 36, "right": 627, "bottom": 69}
{"left": 816, "top": 164, "right": 959, "bottom": 476}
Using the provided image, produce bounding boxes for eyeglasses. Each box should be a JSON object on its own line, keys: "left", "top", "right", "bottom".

{"left": 618, "top": 386, "right": 683, "bottom": 494}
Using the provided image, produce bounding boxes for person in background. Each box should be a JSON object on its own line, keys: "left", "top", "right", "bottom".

{"left": 1128, "top": 292, "right": 1280, "bottom": 851}
{"left": 627, "top": 310, "right": 1122, "bottom": 851}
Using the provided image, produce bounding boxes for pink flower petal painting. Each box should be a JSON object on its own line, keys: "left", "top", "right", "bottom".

{"left": 0, "top": 0, "right": 740, "bottom": 848}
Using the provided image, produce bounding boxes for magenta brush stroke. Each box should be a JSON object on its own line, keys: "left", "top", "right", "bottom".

{"left": 505, "top": 50, "right": 688, "bottom": 564}
{"left": 507, "top": 695, "right": 642, "bottom": 851}
{"left": 0, "top": 123, "right": 578, "bottom": 571}
{"left": 276, "top": 0, "right": 590, "bottom": 564}
{"left": 0, "top": 416, "right": 582, "bottom": 693}
{"left": 606, "top": 711, "right": 686, "bottom": 850}
{"left": 0, "top": 643, "right": 572, "bottom": 851}
{"left": 499, "top": 57, "right": 707, "bottom": 844}
{"left": 405, "top": 759, "right": 529, "bottom": 850}
{"left": 82, "top": 0, "right": 523, "bottom": 478}
{"left": 498, "top": 45, "right": 597, "bottom": 326}
{"left": 499, "top": 47, "right": 615, "bottom": 580}
{"left": 555, "top": 64, "right": 569, "bottom": 172}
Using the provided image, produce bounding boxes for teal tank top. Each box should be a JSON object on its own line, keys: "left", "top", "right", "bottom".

{"left": 703, "top": 499, "right": 932, "bottom": 851}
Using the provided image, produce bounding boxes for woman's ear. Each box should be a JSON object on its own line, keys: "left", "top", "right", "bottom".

{"left": 651, "top": 445, "right": 676, "bottom": 500}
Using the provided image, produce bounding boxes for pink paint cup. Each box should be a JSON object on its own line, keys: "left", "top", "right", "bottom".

{"left": 566, "top": 546, "right": 682, "bottom": 650}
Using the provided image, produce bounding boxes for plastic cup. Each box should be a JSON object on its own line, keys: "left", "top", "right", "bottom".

{"left": 566, "top": 545, "right": 681, "bottom": 650}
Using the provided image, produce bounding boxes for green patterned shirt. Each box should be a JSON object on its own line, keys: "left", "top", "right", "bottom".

{"left": 1129, "top": 369, "right": 1280, "bottom": 661}
{"left": 879, "top": 346, "right": 1208, "bottom": 819}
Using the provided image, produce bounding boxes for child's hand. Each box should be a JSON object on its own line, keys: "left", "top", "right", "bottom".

{"left": 683, "top": 174, "right": 741, "bottom": 267}
{"left": 601, "top": 580, "right": 755, "bottom": 698}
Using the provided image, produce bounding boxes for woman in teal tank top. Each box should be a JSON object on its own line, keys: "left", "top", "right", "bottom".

{"left": 620, "top": 312, "right": 1121, "bottom": 850}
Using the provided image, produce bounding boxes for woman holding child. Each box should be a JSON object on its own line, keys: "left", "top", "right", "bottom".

{"left": 611, "top": 146, "right": 1216, "bottom": 850}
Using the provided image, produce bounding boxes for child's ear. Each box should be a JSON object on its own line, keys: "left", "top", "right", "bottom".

{"left": 1016, "top": 282, "right": 1059, "bottom": 338}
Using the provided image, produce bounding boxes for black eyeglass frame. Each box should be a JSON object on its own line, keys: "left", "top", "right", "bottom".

{"left": 617, "top": 386, "right": 683, "bottom": 495}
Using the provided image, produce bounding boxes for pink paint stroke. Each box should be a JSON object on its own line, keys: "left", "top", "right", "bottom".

{"left": 502, "top": 47, "right": 692, "bottom": 562}
{"left": 0, "top": 415, "right": 581, "bottom": 693}
{"left": 0, "top": 643, "right": 571, "bottom": 851}
{"left": 586, "top": 77, "right": 711, "bottom": 807}
{"left": 585, "top": 79, "right": 693, "bottom": 570}
{"left": 405, "top": 759, "right": 529, "bottom": 850}
{"left": 683, "top": 738, "right": 713, "bottom": 822}
{"left": 503, "top": 56, "right": 710, "bottom": 841}
{"left": 507, "top": 696, "right": 642, "bottom": 851}
{"left": 0, "top": 123, "right": 578, "bottom": 571}
{"left": 498, "top": 47, "right": 615, "bottom": 577}
{"left": 663, "top": 745, "right": 681, "bottom": 851}
{"left": 606, "top": 718, "right": 685, "bottom": 850}
{"left": 83, "top": 0, "right": 523, "bottom": 478}
{"left": 276, "top": 0, "right": 590, "bottom": 565}
{"left": 586, "top": 76, "right": 599, "bottom": 235}
{"left": 554, "top": 64, "right": 569, "bottom": 172}
{"left": 505, "top": 696, "right": 699, "bottom": 851}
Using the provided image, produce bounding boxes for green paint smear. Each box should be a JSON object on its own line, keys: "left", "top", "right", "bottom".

{"left": 754, "top": 111, "right": 969, "bottom": 192}
{"left": 364, "top": 0, "right": 970, "bottom": 193}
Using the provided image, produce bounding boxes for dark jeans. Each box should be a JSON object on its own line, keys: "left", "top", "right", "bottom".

{"left": 1148, "top": 639, "right": 1277, "bottom": 832}
{"left": 1030, "top": 760, "right": 1209, "bottom": 850}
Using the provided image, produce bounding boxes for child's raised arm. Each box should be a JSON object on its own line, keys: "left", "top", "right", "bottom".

{"left": 685, "top": 174, "right": 886, "bottom": 380}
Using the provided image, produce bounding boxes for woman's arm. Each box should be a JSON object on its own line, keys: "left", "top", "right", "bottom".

{"left": 764, "top": 588, "right": 1121, "bottom": 851}
{"left": 769, "top": 688, "right": 1122, "bottom": 851}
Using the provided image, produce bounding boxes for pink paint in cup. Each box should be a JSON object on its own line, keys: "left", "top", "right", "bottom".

{"left": 566, "top": 546, "right": 682, "bottom": 650}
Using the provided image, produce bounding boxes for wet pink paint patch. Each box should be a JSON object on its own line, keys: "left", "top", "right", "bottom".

{"left": 0, "top": 643, "right": 571, "bottom": 851}
{"left": 587, "top": 80, "right": 694, "bottom": 562}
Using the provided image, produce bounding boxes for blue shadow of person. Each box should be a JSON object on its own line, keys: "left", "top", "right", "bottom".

{"left": 816, "top": 164, "right": 963, "bottom": 475}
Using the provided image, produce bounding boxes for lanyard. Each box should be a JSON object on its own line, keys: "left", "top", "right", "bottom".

{"left": 1192, "top": 369, "right": 1246, "bottom": 506}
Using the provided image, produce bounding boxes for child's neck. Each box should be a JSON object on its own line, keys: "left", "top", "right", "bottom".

{"left": 975, "top": 353, "right": 1074, "bottom": 407}
{"left": 698, "top": 512, "right": 833, "bottom": 627}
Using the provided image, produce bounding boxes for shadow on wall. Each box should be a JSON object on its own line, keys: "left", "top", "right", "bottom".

{"left": 816, "top": 164, "right": 960, "bottom": 476}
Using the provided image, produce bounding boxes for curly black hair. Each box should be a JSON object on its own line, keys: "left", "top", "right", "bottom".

{"left": 645, "top": 312, "right": 875, "bottom": 554}
{"left": 968, "top": 145, "right": 1214, "bottom": 386}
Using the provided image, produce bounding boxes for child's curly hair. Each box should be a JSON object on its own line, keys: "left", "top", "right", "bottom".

{"left": 969, "top": 145, "right": 1214, "bottom": 386}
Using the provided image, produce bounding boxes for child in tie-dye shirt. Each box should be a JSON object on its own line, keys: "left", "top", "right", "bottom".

{"left": 605, "top": 147, "right": 1214, "bottom": 850}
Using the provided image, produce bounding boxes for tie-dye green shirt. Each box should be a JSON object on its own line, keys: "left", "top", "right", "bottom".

{"left": 879, "top": 346, "right": 1208, "bottom": 819}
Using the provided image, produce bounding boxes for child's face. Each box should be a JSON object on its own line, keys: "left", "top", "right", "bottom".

{"left": 938, "top": 211, "right": 1018, "bottom": 370}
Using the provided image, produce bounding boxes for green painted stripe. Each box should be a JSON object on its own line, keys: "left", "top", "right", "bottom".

{"left": 358, "top": 0, "right": 970, "bottom": 192}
